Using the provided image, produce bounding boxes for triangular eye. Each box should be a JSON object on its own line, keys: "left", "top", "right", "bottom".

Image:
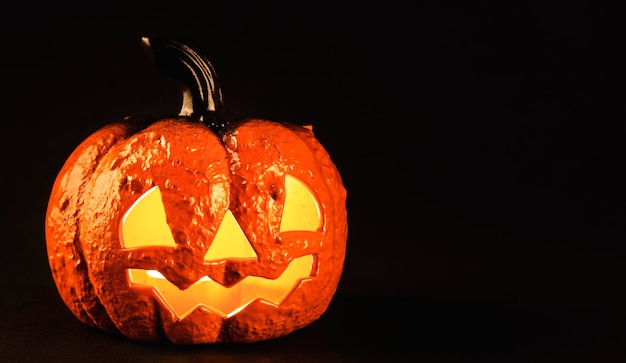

{"left": 279, "top": 175, "right": 322, "bottom": 232}
{"left": 121, "top": 186, "right": 177, "bottom": 248}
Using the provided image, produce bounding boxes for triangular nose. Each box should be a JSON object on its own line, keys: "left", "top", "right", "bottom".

{"left": 204, "top": 210, "right": 258, "bottom": 261}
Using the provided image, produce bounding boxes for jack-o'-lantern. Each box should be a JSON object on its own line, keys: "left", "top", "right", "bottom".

{"left": 45, "top": 38, "right": 347, "bottom": 344}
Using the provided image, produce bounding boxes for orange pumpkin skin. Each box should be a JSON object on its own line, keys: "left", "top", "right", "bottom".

{"left": 45, "top": 117, "right": 347, "bottom": 344}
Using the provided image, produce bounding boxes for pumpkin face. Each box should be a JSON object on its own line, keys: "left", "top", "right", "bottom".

{"left": 44, "top": 38, "right": 347, "bottom": 344}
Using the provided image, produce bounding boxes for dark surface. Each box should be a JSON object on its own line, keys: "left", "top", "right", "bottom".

{"left": 2, "top": 3, "right": 625, "bottom": 362}
{"left": 1, "top": 288, "right": 625, "bottom": 362}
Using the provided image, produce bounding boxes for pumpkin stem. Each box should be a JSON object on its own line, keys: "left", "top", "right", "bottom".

{"left": 141, "top": 37, "right": 231, "bottom": 132}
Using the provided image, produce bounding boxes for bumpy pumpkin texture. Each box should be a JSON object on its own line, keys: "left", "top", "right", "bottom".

{"left": 46, "top": 116, "right": 347, "bottom": 344}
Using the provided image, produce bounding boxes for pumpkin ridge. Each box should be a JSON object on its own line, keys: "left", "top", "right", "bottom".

{"left": 46, "top": 120, "right": 149, "bottom": 334}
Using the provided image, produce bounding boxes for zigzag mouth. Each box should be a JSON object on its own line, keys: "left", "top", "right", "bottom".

{"left": 127, "top": 254, "right": 314, "bottom": 318}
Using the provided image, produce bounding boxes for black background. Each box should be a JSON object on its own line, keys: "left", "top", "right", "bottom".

{"left": 2, "top": 2, "right": 625, "bottom": 362}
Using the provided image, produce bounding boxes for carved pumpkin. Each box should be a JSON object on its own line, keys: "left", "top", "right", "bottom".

{"left": 45, "top": 38, "right": 347, "bottom": 344}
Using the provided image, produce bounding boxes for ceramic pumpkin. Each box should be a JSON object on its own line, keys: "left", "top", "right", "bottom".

{"left": 45, "top": 38, "right": 347, "bottom": 344}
